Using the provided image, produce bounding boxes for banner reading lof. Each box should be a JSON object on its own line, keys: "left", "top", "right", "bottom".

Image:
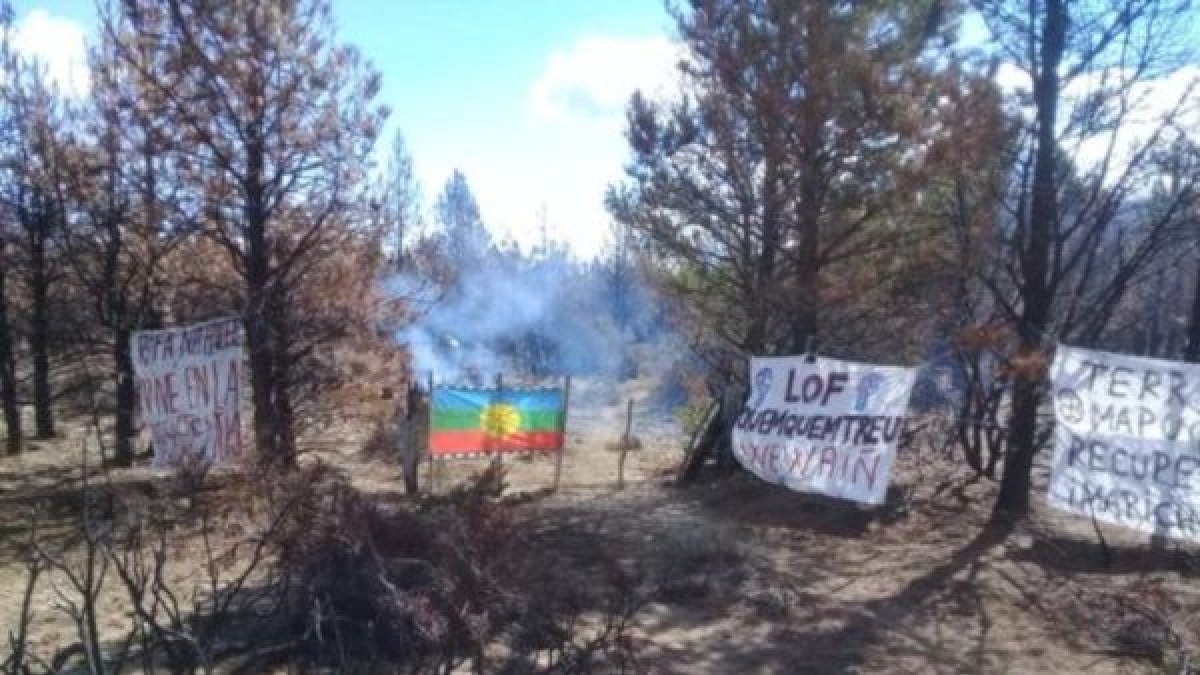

{"left": 133, "top": 317, "right": 244, "bottom": 467}
{"left": 732, "top": 355, "right": 917, "bottom": 505}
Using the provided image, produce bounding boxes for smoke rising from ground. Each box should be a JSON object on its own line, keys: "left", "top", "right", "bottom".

{"left": 387, "top": 251, "right": 658, "bottom": 385}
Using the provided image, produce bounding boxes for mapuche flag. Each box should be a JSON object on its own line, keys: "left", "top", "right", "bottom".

{"left": 430, "top": 387, "right": 565, "bottom": 456}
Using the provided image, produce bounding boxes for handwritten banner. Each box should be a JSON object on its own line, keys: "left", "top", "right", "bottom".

{"left": 732, "top": 355, "right": 917, "bottom": 505}
{"left": 133, "top": 317, "right": 244, "bottom": 467}
{"left": 1048, "top": 345, "right": 1200, "bottom": 541}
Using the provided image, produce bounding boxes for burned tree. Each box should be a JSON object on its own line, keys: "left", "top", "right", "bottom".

{"left": 375, "top": 131, "right": 422, "bottom": 270}
{"left": 0, "top": 50, "right": 73, "bottom": 440}
{"left": 610, "top": 0, "right": 967, "bottom": 475}
{"left": 0, "top": 3, "right": 18, "bottom": 455}
{"left": 103, "top": 0, "right": 386, "bottom": 464}
{"left": 54, "top": 21, "right": 189, "bottom": 466}
{"left": 609, "top": 0, "right": 961, "bottom": 364}
{"left": 972, "top": 0, "right": 1198, "bottom": 519}
{"left": 0, "top": 236, "right": 19, "bottom": 456}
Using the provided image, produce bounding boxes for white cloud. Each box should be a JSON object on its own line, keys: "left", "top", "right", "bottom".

{"left": 472, "top": 159, "right": 618, "bottom": 258}
{"left": 529, "top": 35, "right": 681, "bottom": 124}
{"left": 1070, "top": 67, "right": 1199, "bottom": 175}
{"left": 992, "top": 62, "right": 1200, "bottom": 180}
{"left": 427, "top": 34, "right": 683, "bottom": 259}
{"left": 10, "top": 9, "right": 89, "bottom": 97}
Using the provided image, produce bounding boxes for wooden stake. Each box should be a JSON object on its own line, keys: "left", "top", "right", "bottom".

{"left": 552, "top": 375, "right": 570, "bottom": 492}
{"left": 426, "top": 371, "right": 435, "bottom": 495}
{"left": 617, "top": 398, "right": 633, "bottom": 490}
{"left": 492, "top": 372, "right": 504, "bottom": 493}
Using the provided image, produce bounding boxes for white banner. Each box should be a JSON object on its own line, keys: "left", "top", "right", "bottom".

{"left": 133, "top": 317, "right": 244, "bottom": 467}
{"left": 732, "top": 355, "right": 917, "bottom": 505}
{"left": 1048, "top": 345, "right": 1200, "bottom": 541}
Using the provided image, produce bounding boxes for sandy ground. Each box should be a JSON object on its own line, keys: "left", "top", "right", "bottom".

{"left": 3, "top": 373, "right": 1200, "bottom": 673}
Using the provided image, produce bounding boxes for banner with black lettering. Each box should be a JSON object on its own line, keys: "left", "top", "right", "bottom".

{"left": 732, "top": 355, "right": 917, "bottom": 505}
{"left": 133, "top": 317, "right": 244, "bottom": 468}
{"left": 1049, "top": 345, "right": 1200, "bottom": 541}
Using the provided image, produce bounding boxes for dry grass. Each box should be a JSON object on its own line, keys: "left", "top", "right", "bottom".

{"left": 4, "top": 378, "right": 1200, "bottom": 673}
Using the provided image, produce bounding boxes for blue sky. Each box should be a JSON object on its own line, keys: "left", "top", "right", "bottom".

{"left": 11, "top": 3, "right": 1197, "bottom": 257}
{"left": 9, "top": 0, "right": 681, "bottom": 258}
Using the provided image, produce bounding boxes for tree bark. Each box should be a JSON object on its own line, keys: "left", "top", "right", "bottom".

{"left": 789, "top": 224, "right": 820, "bottom": 353}
{"left": 788, "top": 2, "right": 827, "bottom": 354}
{"left": 0, "top": 251, "right": 20, "bottom": 455}
{"left": 241, "top": 129, "right": 294, "bottom": 466}
{"left": 244, "top": 184, "right": 280, "bottom": 464}
{"left": 28, "top": 223, "right": 54, "bottom": 439}
{"left": 245, "top": 279, "right": 277, "bottom": 464}
{"left": 992, "top": 0, "right": 1066, "bottom": 522}
{"left": 271, "top": 284, "right": 297, "bottom": 464}
{"left": 1184, "top": 260, "right": 1200, "bottom": 362}
{"left": 113, "top": 327, "right": 136, "bottom": 467}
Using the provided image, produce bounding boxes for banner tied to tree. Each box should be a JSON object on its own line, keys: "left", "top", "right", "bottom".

{"left": 732, "top": 355, "right": 917, "bottom": 505}
{"left": 1049, "top": 345, "right": 1200, "bottom": 541}
{"left": 430, "top": 386, "right": 565, "bottom": 456}
{"left": 133, "top": 317, "right": 244, "bottom": 467}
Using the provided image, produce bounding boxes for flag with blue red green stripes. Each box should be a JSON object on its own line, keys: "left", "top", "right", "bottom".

{"left": 430, "top": 387, "right": 565, "bottom": 455}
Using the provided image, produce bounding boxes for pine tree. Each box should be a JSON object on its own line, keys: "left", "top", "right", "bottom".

{"left": 435, "top": 169, "right": 492, "bottom": 272}
{"left": 104, "top": 0, "right": 387, "bottom": 465}
{"left": 609, "top": 0, "right": 961, "bottom": 360}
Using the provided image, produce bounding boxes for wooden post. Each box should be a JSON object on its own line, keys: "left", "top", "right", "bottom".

{"left": 401, "top": 382, "right": 419, "bottom": 495}
{"left": 617, "top": 398, "right": 634, "bottom": 490}
{"left": 426, "top": 371, "right": 435, "bottom": 495}
{"left": 552, "top": 375, "right": 570, "bottom": 492}
{"left": 677, "top": 400, "right": 721, "bottom": 485}
{"left": 492, "top": 372, "right": 504, "bottom": 493}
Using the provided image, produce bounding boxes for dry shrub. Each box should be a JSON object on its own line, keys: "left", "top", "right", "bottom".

{"left": 744, "top": 582, "right": 805, "bottom": 620}
{"left": 1063, "top": 579, "right": 1197, "bottom": 672}
{"left": 652, "top": 524, "right": 748, "bottom": 606}
{"left": 358, "top": 415, "right": 395, "bottom": 460}
{"left": 169, "top": 450, "right": 214, "bottom": 501}
{"left": 3, "top": 458, "right": 643, "bottom": 673}
{"left": 272, "top": 463, "right": 643, "bottom": 673}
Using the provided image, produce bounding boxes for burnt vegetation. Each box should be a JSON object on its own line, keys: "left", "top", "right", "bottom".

{"left": 2, "top": 0, "right": 1200, "bottom": 672}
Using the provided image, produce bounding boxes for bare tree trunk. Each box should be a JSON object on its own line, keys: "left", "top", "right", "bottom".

{"left": 745, "top": 209, "right": 779, "bottom": 354}
{"left": 245, "top": 291, "right": 277, "bottom": 465}
{"left": 995, "top": 378, "right": 1042, "bottom": 517}
{"left": 789, "top": 246, "right": 819, "bottom": 353}
{"left": 244, "top": 210, "right": 280, "bottom": 464}
{"left": 0, "top": 250, "right": 20, "bottom": 455}
{"left": 274, "top": 373, "right": 296, "bottom": 463}
{"left": 29, "top": 228, "right": 54, "bottom": 439}
{"left": 992, "top": 0, "right": 1065, "bottom": 521}
{"left": 788, "top": 2, "right": 828, "bottom": 355}
{"left": 271, "top": 285, "right": 296, "bottom": 464}
{"left": 113, "top": 327, "right": 135, "bottom": 466}
{"left": 246, "top": 331, "right": 276, "bottom": 462}
{"left": 1184, "top": 260, "right": 1200, "bottom": 362}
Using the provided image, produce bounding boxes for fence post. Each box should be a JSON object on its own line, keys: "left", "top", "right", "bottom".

{"left": 552, "top": 375, "right": 570, "bottom": 492}
{"left": 617, "top": 398, "right": 634, "bottom": 490}
{"left": 491, "top": 373, "right": 504, "bottom": 492}
{"left": 426, "top": 371, "right": 435, "bottom": 495}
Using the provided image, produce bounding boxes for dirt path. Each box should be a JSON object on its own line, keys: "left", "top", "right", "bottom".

{"left": 508, "top": 459, "right": 1200, "bottom": 674}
